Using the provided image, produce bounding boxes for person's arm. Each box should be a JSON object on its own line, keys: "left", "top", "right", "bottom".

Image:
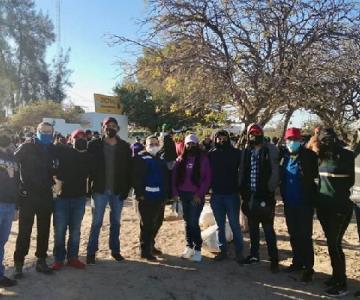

{"left": 132, "top": 156, "right": 145, "bottom": 200}
{"left": 196, "top": 155, "right": 212, "bottom": 198}
{"left": 267, "top": 145, "right": 280, "bottom": 192}
{"left": 171, "top": 162, "right": 179, "bottom": 198}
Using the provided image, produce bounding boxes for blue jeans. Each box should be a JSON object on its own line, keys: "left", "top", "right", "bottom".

{"left": 0, "top": 203, "right": 15, "bottom": 279}
{"left": 355, "top": 203, "right": 360, "bottom": 242}
{"left": 53, "top": 197, "right": 86, "bottom": 262}
{"left": 210, "top": 194, "right": 244, "bottom": 253}
{"left": 180, "top": 191, "right": 204, "bottom": 251}
{"left": 87, "top": 191, "right": 124, "bottom": 255}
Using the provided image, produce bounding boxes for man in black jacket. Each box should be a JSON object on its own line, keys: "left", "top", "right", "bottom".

{"left": 0, "top": 129, "right": 18, "bottom": 287}
{"left": 132, "top": 135, "right": 169, "bottom": 261}
{"left": 86, "top": 117, "right": 132, "bottom": 264}
{"left": 280, "top": 128, "right": 318, "bottom": 282}
{"left": 240, "top": 123, "right": 280, "bottom": 273}
{"left": 208, "top": 130, "right": 244, "bottom": 263}
{"left": 14, "top": 122, "right": 56, "bottom": 277}
{"left": 52, "top": 129, "right": 92, "bottom": 270}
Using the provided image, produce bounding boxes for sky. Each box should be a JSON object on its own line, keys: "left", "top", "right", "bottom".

{"left": 35, "top": 0, "right": 313, "bottom": 127}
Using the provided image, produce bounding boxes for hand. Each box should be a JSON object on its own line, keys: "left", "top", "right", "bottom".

{"left": 173, "top": 196, "right": 180, "bottom": 202}
{"left": 193, "top": 195, "right": 202, "bottom": 204}
{"left": 13, "top": 210, "right": 19, "bottom": 222}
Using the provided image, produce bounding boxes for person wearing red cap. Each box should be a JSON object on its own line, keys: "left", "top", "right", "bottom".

{"left": 240, "top": 123, "right": 280, "bottom": 272}
{"left": 280, "top": 128, "right": 318, "bottom": 282}
{"left": 52, "top": 129, "right": 92, "bottom": 270}
{"left": 86, "top": 117, "right": 132, "bottom": 264}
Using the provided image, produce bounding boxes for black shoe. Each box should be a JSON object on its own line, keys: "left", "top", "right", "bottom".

{"left": 270, "top": 261, "right": 280, "bottom": 274}
{"left": 141, "top": 253, "right": 158, "bottom": 261}
{"left": 14, "top": 262, "right": 23, "bottom": 279}
{"left": 324, "top": 277, "right": 337, "bottom": 287}
{"left": 235, "top": 252, "right": 245, "bottom": 266}
{"left": 152, "top": 247, "right": 162, "bottom": 256}
{"left": 242, "top": 255, "right": 260, "bottom": 265}
{"left": 300, "top": 269, "right": 314, "bottom": 283}
{"left": 0, "top": 276, "right": 17, "bottom": 287}
{"left": 283, "top": 264, "right": 303, "bottom": 273}
{"left": 86, "top": 255, "right": 96, "bottom": 265}
{"left": 213, "top": 251, "right": 227, "bottom": 262}
{"left": 354, "top": 290, "right": 360, "bottom": 298}
{"left": 35, "top": 259, "right": 53, "bottom": 274}
{"left": 324, "top": 284, "right": 349, "bottom": 298}
{"left": 111, "top": 252, "right": 124, "bottom": 262}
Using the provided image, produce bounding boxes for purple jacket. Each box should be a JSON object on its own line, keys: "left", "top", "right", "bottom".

{"left": 172, "top": 154, "right": 211, "bottom": 198}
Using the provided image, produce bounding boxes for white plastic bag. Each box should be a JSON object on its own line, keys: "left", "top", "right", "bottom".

{"left": 199, "top": 205, "right": 216, "bottom": 229}
{"left": 201, "top": 222, "right": 233, "bottom": 253}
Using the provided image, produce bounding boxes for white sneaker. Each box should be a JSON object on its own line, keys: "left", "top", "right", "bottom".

{"left": 181, "top": 247, "right": 194, "bottom": 259}
{"left": 191, "top": 250, "right": 202, "bottom": 262}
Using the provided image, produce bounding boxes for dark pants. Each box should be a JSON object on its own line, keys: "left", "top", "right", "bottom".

{"left": 247, "top": 205, "right": 278, "bottom": 262}
{"left": 210, "top": 194, "right": 244, "bottom": 253}
{"left": 53, "top": 197, "right": 86, "bottom": 262}
{"left": 138, "top": 199, "right": 164, "bottom": 255}
{"left": 180, "top": 191, "right": 204, "bottom": 251}
{"left": 284, "top": 204, "right": 314, "bottom": 270}
{"left": 14, "top": 191, "right": 53, "bottom": 264}
{"left": 317, "top": 204, "right": 353, "bottom": 286}
{"left": 354, "top": 204, "right": 360, "bottom": 242}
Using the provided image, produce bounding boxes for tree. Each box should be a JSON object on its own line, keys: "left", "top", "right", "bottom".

{"left": 110, "top": 0, "right": 360, "bottom": 129}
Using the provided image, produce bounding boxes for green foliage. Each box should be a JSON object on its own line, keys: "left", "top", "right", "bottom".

{"left": 8, "top": 100, "right": 84, "bottom": 130}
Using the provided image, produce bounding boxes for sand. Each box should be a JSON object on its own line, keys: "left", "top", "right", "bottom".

{"left": 1, "top": 198, "right": 359, "bottom": 300}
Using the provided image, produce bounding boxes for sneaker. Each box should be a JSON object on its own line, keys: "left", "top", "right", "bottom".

{"left": 354, "top": 290, "right": 360, "bottom": 298}
{"left": 180, "top": 247, "right": 195, "bottom": 259}
{"left": 111, "top": 253, "right": 124, "bottom": 262}
{"left": 213, "top": 251, "right": 227, "bottom": 262}
{"left": 242, "top": 255, "right": 260, "bottom": 265}
{"left": 324, "top": 284, "right": 349, "bottom": 298}
{"left": 86, "top": 254, "right": 96, "bottom": 265}
{"left": 0, "top": 276, "right": 17, "bottom": 287}
{"left": 14, "top": 262, "right": 23, "bottom": 279}
{"left": 191, "top": 250, "right": 202, "bottom": 262}
{"left": 52, "top": 261, "right": 64, "bottom": 271}
{"left": 300, "top": 269, "right": 314, "bottom": 283}
{"left": 67, "top": 258, "right": 85, "bottom": 269}
{"left": 141, "top": 253, "right": 158, "bottom": 261}
{"left": 270, "top": 261, "right": 280, "bottom": 274}
{"left": 152, "top": 247, "right": 162, "bottom": 256}
{"left": 283, "top": 264, "right": 303, "bottom": 273}
{"left": 36, "top": 258, "right": 53, "bottom": 274}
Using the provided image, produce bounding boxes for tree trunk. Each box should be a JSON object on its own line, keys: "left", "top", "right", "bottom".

{"left": 280, "top": 109, "right": 294, "bottom": 142}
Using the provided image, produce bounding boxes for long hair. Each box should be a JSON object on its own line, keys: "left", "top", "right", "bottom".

{"left": 175, "top": 146, "right": 201, "bottom": 187}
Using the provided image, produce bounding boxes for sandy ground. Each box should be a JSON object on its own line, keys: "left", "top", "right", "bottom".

{"left": 0, "top": 197, "right": 359, "bottom": 300}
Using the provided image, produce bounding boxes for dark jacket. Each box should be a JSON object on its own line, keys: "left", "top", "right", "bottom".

{"left": 159, "top": 134, "right": 177, "bottom": 162}
{"left": 208, "top": 145, "right": 241, "bottom": 195}
{"left": 54, "top": 145, "right": 93, "bottom": 198}
{"left": 318, "top": 147, "right": 354, "bottom": 212}
{"left": 240, "top": 143, "right": 279, "bottom": 207}
{"left": 132, "top": 151, "right": 169, "bottom": 201}
{"left": 0, "top": 150, "right": 19, "bottom": 204}
{"left": 88, "top": 136, "right": 132, "bottom": 199}
{"left": 280, "top": 147, "right": 318, "bottom": 206}
{"left": 15, "top": 140, "right": 56, "bottom": 194}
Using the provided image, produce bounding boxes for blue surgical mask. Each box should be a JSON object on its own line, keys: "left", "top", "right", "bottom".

{"left": 37, "top": 132, "right": 53, "bottom": 145}
{"left": 286, "top": 140, "right": 301, "bottom": 153}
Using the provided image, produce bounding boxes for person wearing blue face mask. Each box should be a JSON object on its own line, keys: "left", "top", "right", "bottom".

{"left": 13, "top": 122, "right": 57, "bottom": 278}
{"left": 280, "top": 128, "right": 318, "bottom": 283}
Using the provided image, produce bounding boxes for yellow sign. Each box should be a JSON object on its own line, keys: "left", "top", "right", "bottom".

{"left": 94, "top": 93, "right": 122, "bottom": 114}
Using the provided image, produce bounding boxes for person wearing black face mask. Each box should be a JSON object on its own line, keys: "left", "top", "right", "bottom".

{"left": 208, "top": 130, "right": 245, "bottom": 264}
{"left": 86, "top": 117, "right": 132, "bottom": 264}
{"left": 316, "top": 128, "right": 354, "bottom": 298}
{"left": 240, "top": 123, "right": 280, "bottom": 273}
{"left": 52, "top": 129, "right": 93, "bottom": 271}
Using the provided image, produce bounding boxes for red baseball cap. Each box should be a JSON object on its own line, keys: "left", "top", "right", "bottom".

{"left": 71, "top": 129, "right": 86, "bottom": 139}
{"left": 284, "top": 128, "right": 301, "bottom": 140}
{"left": 247, "top": 123, "right": 263, "bottom": 136}
{"left": 103, "top": 117, "right": 118, "bottom": 127}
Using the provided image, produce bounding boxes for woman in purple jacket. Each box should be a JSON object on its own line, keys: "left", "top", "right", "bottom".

{"left": 172, "top": 134, "right": 211, "bottom": 262}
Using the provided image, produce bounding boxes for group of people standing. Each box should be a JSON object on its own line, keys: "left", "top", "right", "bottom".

{"left": 0, "top": 118, "right": 358, "bottom": 298}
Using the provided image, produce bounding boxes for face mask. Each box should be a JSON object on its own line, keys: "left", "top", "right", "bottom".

{"left": 37, "top": 132, "right": 53, "bottom": 145}
{"left": 0, "top": 135, "right": 11, "bottom": 149}
{"left": 74, "top": 139, "right": 87, "bottom": 151}
{"left": 186, "top": 145, "right": 199, "bottom": 155}
{"left": 147, "top": 146, "right": 160, "bottom": 156}
{"left": 105, "top": 128, "right": 117, "bottom": 138}
{"left": 286, "top": 140, "right": 301, "bottom": 153}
